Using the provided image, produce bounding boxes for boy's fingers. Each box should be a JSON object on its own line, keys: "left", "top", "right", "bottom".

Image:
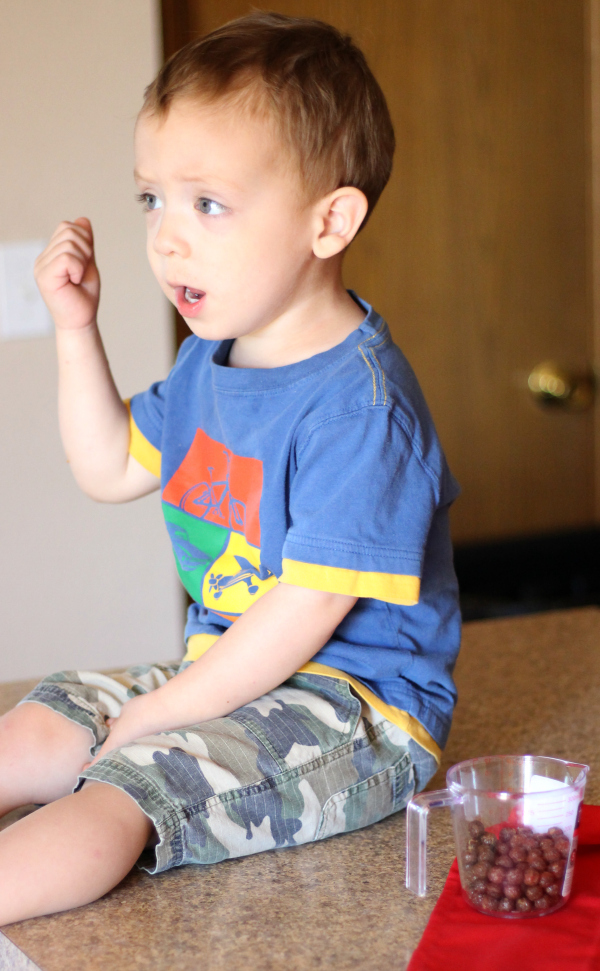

{"left": 37, "top": 239, "right": 93, "bottom": 275}
{"left": 47, "top": 224, "right": 94, "bottom": 254}
{"left": 73, "top": 216, "right": 93, "bottom": 236}
{"left": 36, "top": 251, "right": 86, "bottom": 287}
{"left": 36, "top": 239, "right": 92, "bottom": 269}
{"left": 47, "top": 220, "right": 94, "bottom": 252}
{"left": 72, "top": 217, "right": 95, "bottom": 251}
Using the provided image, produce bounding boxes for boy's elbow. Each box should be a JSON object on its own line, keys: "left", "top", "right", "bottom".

{"left": 68, "top": 453, "right": 159, "bottom": 503}
{"left": 68, "top": 467, "right": 130, "bottom": 504}
{"left": 72, "top": 472, "right": 128, "bottom": 503}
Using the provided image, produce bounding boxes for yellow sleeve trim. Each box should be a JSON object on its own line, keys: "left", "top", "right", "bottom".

{"left": 125, "top": 400, "right": 161, "bottom": 478}
{"left": 280, "top": 559, "right": 420, "bottom": 606}
{"left": 299, "top": 661, "right": 441, "bottom": 762}
{"left": 183, "top": 633, "right": 220, "bottom": 662}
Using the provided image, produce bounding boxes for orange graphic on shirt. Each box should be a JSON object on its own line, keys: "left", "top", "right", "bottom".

{"left": 162, "top": 428, "right": 262, "bottom": 548}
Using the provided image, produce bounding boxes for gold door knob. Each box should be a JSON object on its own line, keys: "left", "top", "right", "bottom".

{"left": 527, "top": 361, "right": 595, "bottom": 411}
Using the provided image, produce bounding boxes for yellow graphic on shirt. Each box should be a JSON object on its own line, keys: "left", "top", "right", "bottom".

{"left": 203, "top": 530, "right": 278, "bottom": 616}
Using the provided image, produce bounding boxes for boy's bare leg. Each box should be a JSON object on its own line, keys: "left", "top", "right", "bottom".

{"left": 0, "top": 702, "right": 94, "bottom": 817}
{"left": 0, "top": 781, "right": 153, "bottom": 925}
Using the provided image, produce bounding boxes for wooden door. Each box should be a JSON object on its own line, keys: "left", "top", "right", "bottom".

{"left": 162, "top": 0, "right": 599, "bottom": 544}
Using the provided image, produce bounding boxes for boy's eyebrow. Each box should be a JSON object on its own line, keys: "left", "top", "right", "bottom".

{"left": 133, "top": 169, "right": 243, "bottom": 192}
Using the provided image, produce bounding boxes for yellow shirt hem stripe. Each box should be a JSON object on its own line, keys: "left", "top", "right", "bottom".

{"left": 300, "top": 661, "right": 441, "bottom": 762}
{"left": 182, "top": 636, "right": 440, "bottom": 762}
{"left": 281, "top": 559, "right": 420, "bottom": 606}
{"left": 125, "top": 400, "right": 161, "bottom": 478}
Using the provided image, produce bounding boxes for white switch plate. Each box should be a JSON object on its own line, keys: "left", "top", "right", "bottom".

{"left": 0, "top": 239, "right": 54, "bottom": 341}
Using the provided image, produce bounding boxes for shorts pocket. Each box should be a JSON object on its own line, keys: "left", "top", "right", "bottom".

{"left": 315, "top": 751, "right": 414, "bottom": 840}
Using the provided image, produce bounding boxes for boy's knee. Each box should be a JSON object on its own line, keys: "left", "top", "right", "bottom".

{"left": 0, "top": 702, "right": 92, "bottom": 761}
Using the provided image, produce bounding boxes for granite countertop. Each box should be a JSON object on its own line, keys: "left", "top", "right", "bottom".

{"left": 2, "top": 607, "right": 600, "bottom": 971}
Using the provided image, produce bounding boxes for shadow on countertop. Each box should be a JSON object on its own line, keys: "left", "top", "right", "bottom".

{"left": 454, "top": 527, "right": 600, "bottom": 621}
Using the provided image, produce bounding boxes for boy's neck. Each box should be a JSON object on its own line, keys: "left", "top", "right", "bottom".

{"left": 227, "top": 276, "right": 365, "bottom": 370}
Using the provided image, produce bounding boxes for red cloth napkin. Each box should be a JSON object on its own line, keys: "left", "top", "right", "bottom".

{"left": 408, "top": 804, "right": 600, "bottom": 971}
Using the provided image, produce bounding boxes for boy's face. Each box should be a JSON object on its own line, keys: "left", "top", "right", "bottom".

{"left": 134, "top": 98, "right": 319, "bottom": 344}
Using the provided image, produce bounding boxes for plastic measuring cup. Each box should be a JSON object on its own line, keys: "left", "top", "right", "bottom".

{"left": 406, "top": 754, "right": 589, "bottom": 917}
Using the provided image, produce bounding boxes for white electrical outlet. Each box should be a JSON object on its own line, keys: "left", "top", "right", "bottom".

{"left": 0, "top": 239, "right": 54, "bottom": 341}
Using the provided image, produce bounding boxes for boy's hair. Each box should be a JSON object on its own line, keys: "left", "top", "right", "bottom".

{"left": 142, "top": 11, "right": 395, "bottom": 222}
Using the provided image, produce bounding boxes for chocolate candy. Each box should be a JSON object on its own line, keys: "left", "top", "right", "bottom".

{"left": 525, "top": 885, "right": 544, "bottom": 901}
{"left": 504, "top": 866, "right": 525, "bottom": 886}
{"left": 480, "top": 833, "right": 498, "bottom": 849}
{"left": 468, "top": 820, "right": 485, "bottom": 838}
{"left": 549, "top": 860, "right": 566, "bottom": 879}
{"left": 503, "top": 884, "right": 522, "bottom": 901}
{"left": 526, "top": 852, "right": 546, "bottom": 871}
{"left": 460, "top": 818, "right": 571, "bottom": 915}
{"left": 497, "top": 897, "right": 514, "bottom": 912}
{"left": 480, "top": 895, "right": 498, "bottom": 911}
{"left": 521, "top": 836, "right": 539, "bottom": 852}
{"left": 515, "top": 897, "right": 532, "bottom": 912}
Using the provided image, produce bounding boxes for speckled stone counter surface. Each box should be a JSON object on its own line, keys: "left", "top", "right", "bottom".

{"left": 2, "top": 607, "right": 600, "bottom": 971}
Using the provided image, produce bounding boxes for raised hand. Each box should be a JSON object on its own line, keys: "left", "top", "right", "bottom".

{"left": 34, "top": 217, "right": 100, "bottom": 331}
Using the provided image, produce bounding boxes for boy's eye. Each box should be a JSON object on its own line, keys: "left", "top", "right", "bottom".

{"left": 136, "top": 193, "right": 162, "bottom": 211}
{"left": 196, "top": 198, "right": 227, "bottom": 215}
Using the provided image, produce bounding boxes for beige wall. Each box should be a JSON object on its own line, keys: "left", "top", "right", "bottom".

{"left": 0, "top": 0, "right": 184, "bottom": 681}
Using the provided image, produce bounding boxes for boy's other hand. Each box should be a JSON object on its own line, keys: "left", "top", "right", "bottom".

{"left": 84, "top": 691, "right": 172, "bottom": 769}
{"left": 34, "top": 217, "right": 100, "bottom": 331}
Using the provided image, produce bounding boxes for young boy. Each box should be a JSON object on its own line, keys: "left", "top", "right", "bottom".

{"left": 0, "top": 12, "right": 460, "bottom": 924}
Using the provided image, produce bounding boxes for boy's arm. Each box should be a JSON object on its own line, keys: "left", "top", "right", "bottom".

{"left": 88, "top": 582, "right": 357, "bottom": 764}
{"left": 35, "top": 218, "right": 159, "bottom": 502}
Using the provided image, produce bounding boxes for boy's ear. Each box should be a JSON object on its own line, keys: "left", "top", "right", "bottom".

{"left": 312, "top": 187, "right": 369, "bottom": 259}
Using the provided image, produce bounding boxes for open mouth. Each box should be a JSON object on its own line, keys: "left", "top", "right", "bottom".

{"left": 184, "top": 287, "right": 203, "bottom": 304}
{"left": 173, "top": 285, "right": 206, "bottom": 317}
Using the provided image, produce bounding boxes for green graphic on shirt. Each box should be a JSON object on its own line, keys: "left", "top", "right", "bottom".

{"left": 162, "top": 502, "right": 228, "bottom": 603}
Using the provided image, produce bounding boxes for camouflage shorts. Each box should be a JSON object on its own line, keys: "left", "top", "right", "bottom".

{"left": 20, "top": 665, "right": 437, "bottom": 874}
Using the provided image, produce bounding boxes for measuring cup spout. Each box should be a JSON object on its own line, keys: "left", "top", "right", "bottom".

{"left": 567, "top": 761, "right": 589, "bottom": 782}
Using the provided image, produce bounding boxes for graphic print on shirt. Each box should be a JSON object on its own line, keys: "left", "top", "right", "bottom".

{"left": 162, "top": 429, "right": 277, "bottom": 619}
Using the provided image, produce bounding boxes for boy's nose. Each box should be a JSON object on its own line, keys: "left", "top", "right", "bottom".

{"left": 152, "top": 213, "right": 191, "bottom": 259}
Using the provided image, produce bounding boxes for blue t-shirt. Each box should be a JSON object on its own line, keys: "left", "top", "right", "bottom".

{"left": 128, "top": 296, "right": 461, "bottom": 757}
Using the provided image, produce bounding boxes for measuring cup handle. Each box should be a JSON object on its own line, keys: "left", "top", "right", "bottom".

{"left": 406, "top": 788, "right": 458, "bottom": 897}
